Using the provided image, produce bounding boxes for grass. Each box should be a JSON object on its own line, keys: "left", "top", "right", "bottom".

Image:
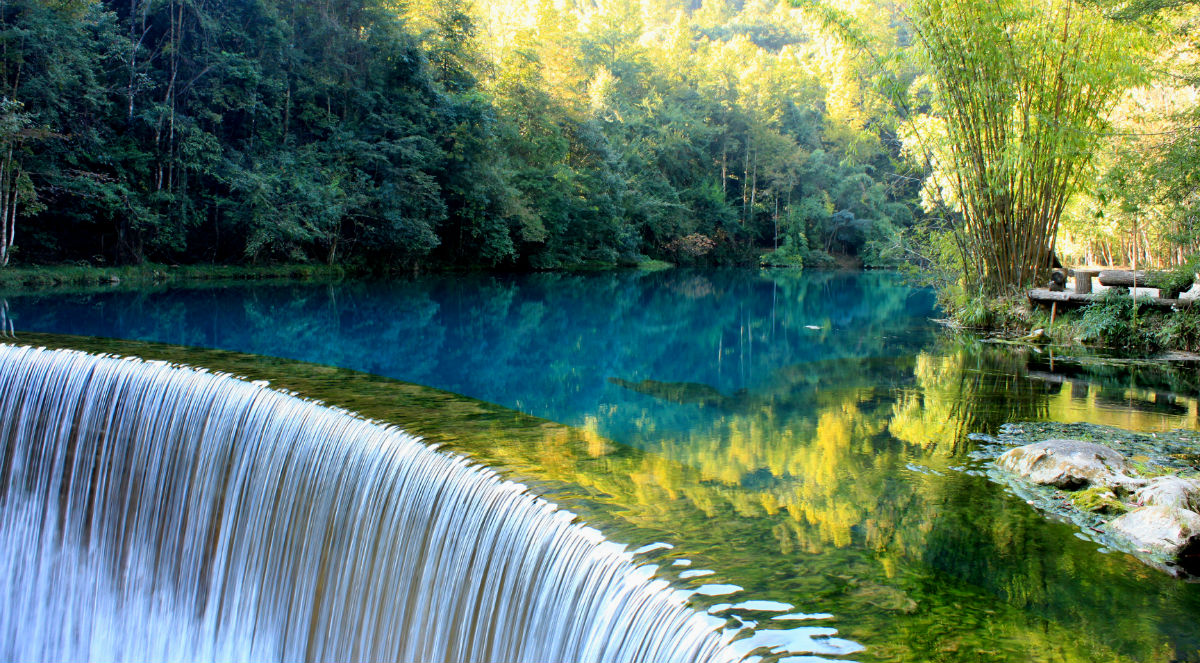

{"left": 0, "top": 262, "right": 348, "bottom": 291}
{"left": 634, "top": 259, "right": 675, "bottom": 271}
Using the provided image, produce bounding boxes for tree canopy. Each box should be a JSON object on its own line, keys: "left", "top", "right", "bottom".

{"left": 5, "top": 0, "right": 1196, "bottom": 282}
{"left": 0, "top": 0, "right": 918, "bottom": 271}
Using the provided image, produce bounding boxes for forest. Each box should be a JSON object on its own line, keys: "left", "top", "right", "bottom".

{"left": 1, "top": 0, "right": 1198, "bottom": 281}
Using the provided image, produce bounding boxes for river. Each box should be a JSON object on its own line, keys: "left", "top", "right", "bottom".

{"left": 3, "top": 268, "right": 1198, "bottom": 662}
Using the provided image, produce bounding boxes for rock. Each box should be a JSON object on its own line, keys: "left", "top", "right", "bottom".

{"left": 1016, "top": 328, "right": 1048, "bottom": 344}
{"left": 1134, "top": 476, "right": 1200, "bottom": 511}
{"left": 1049, "top": 269, "right": 1067, "bottom": 291}
{"left": 996, "top": 439, "right": 1130, "bottom": 489}
{"left": 1108, "top": 506, "right": 1200, "bottom": 564}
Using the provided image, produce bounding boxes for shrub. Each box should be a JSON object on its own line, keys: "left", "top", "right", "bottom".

{"left": 803, "top": 250, "right": 839, "bottom": 269}
{"left": 1149, "top": 262, "right": 1198, "bottom": 297}
{"left": 1158, "top": 305, "right": 1200, "bottom": 351}
{"left": 760, "top": 239, "right": 805, "bottom": 268}
{"left": 938, "top": 281, "right": 1035, "bottom": 331}
{"left": 1077, "top": 290, "right": 1161, "bottom": 350}
{"left": 760, "top": 250, "right": 803, "bottom": 268}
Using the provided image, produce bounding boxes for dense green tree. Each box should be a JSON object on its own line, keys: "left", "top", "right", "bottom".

{"left": 2, "top": 0, "right": 921, "bottom": 271}
{"left": 1056, "top": 1, "right": 1200, "bottom": 268}
{"left": 0, "top": 0, "right": 121, "bottom": 265}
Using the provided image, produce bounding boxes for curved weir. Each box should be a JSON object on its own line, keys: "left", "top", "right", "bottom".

{"left": 0, "top": 344, "right": 738, "bottom": 663}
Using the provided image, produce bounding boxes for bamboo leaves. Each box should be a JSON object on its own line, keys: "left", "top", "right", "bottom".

{"left": 907, "top": 0, "right": 1146, "bottom": 292}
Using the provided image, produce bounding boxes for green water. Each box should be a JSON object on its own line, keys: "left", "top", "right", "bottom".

{"left": 4, "top": 269, "right": 1200, "bottom": 662}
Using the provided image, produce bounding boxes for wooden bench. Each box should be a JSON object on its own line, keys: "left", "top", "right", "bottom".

{"left": 1099, "top": 269, "right": 1196, "bottom": 299}
{"left": 1031, "top": 268, "right": 1195, "bottom": 309}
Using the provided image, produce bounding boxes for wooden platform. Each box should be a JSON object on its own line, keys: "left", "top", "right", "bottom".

{"left": 1028, "top": 288, "right": 1194, "bottom": 310}
{"left": 1028, "top": 267, "right": 1196, "bottom": 310}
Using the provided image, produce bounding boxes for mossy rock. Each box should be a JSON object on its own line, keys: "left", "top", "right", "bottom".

{"left": 1068, "top": 485, "right": 1128, "bottom": 515}
{"left": 996, "top": 439, "right": 1130, "bottom": 489}
{"left": 974, "top": 421, "right": 1200, "bottom": 577}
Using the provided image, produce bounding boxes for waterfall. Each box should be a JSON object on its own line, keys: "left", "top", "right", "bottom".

{"left": 0, "top": 344, "right": 739, "bottom": 663}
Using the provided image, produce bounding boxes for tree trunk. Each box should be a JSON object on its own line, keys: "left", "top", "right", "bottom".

{"left": 741, "top": 138, "right": 749, "bottom": 226}
{"left": 1131, "top": 215, "right": 1139, "bottom": 271}
{"left": 749, "top": 148, "right": 757, "bottom": 226}
{"left": 127, "top": 0, "right": 150, "bottom": 122}
{"left": 0, "top": 145, "right": 13, "bottom": 268}
{"left": 773, "top": 196, "right": 779, "bottom": 251}
{"left": 720, "top": 134, "right": 727, "bottom": 197}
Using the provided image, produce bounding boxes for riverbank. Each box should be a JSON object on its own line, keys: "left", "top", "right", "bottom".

{"left": 940, "top": 288, "right": 1200, "bottom": 356}
{"left": 0, "top": 258, "right": 689, "bottom": 292}
{"left": 0, "top": 263, "right": 353, "bottom": 290}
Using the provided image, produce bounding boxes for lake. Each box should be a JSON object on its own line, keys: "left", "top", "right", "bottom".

{"left": 4, "top": 268, "right": 1199, "bottom": 662}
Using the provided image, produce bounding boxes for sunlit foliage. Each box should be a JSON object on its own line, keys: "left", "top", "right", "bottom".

{"left": 0, "top": 0, "right": 918, "bottom": 270}
{"left": 905, "top": 0, "right": 1146, "bottom": 291}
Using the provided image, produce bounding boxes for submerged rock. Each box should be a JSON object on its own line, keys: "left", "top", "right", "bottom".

{"left": 848, "top": 581, "right": 918, "bottom": 614}
{"left": 996, "top": 439, "right": 1129, "bottom": 489}
{"left": 1134, "top": 476, "right": 1200, "bottom": 511}
{"left": 1108, "top": 506, "right": 1200, "bottom": 565}
{"left": 978, "top": 422, "right": 1200, "bottom": 578}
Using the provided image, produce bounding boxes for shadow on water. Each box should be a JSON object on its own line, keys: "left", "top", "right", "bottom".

{"left": 5, "top": 269, "right": 1200, "bottom": 662}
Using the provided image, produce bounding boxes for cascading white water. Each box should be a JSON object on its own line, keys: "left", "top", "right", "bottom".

{"left": 0, "top": 344, "right": 740, "bottom": 663}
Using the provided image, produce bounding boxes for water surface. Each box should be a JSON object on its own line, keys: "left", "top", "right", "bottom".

{"left": 5, "top": 269, "right": 1200, "bottom": 662}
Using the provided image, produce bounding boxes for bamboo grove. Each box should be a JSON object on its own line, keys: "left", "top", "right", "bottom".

{"left": 905, "top": 0, "right": 1145, "bottom": 293}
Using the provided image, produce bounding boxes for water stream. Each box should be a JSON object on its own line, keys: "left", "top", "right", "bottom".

{"left": 0, "top": 343, "right": 738, "bottom": 663}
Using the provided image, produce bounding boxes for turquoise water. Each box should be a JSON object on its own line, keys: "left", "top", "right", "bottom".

{"left": 4, "top": 269, "right": 1200, "bottom": 662}
{"left": 1, "top": 270, "right": 935, "bottom": 429}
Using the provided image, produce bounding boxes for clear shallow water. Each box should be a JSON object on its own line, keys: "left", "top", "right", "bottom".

{"left": 5, "top": 269, "right": 1200, "bottom": 662}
